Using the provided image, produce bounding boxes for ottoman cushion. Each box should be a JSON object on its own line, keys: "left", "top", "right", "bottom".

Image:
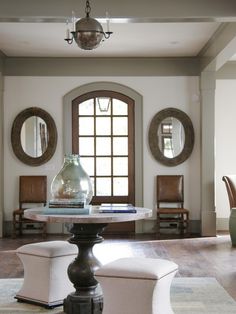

{"left": 17, "top": 240, "right": 77, "bottom": 257}
{"left": 95, "top": 257, "right": 178, "bottom": 280}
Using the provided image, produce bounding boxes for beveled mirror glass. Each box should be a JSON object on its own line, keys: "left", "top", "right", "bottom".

{"left": 11, "top": 107, "right": 57, "bottom": 166}
{"left": 21, "top": 116, "right": 48, "bottom": 157}
{"left": 148, "top": 108, "right": 194, "bottom": 166}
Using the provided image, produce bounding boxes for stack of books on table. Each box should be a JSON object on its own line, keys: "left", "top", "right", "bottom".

{"left": 98, "top": 203, "right": 137, "bottom": 213}
{"left": 49, "top": 199, "right": 85, "bottom": 208}
{"left": 44, "top": 199, "right": 91, "bottom": 215}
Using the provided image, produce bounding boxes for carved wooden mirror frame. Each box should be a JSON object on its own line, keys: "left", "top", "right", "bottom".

{"left": 11, "top": 107, "right": 57, "bottom": 166}
{"left": 148, "top": 108, "right": 194, "bottom": 166}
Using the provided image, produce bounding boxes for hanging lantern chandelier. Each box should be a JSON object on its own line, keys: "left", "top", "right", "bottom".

{"left": 64, "top": 0, "right": 113, "bottom": 50}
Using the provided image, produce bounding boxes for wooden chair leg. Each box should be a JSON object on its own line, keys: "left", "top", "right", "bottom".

{"left": 18, "top": 213, "right": 23, "bottom": 236}
{"left": 42, "top": 223, "right": 47, "bottom": 238}
{"left": 180, "top": 213, "right": 184, "bottom": 235}
{"left": 12, "top": 214, "right": 17, "bottom": 239}
{"left": 156, "top": 213, "right": 160, "bottom": 237}
{"left": 185, "top": 213, "right": 190, "bottom": 236}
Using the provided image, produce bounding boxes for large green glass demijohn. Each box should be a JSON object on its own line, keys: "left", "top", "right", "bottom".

{"left": 50, "top": 154, "right": 93, "bottom": 207}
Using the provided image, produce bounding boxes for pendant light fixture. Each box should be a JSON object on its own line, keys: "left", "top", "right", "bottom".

{"left": 64, "top": 0, "right": 113, "bottom": 50}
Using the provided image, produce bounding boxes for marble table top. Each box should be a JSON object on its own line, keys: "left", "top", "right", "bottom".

{"left": 24, "top": 206, "right": 152, "bottom": 224}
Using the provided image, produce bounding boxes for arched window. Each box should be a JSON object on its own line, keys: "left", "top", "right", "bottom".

{"left": 72, "top": 90, "right": 135, "bottom": 205}
{"left": 63, "top": 82, "right": 143, "bottom": 234}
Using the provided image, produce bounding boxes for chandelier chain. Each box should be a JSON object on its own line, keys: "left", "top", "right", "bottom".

{"left": 85, "top": 0, "right": 91, "bottom": 17}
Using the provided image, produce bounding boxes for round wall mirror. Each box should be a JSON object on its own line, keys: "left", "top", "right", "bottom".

{"left": 11, "top": 107, "right": 57, "bottom": 166}
{"left": 148, "top": 108, "right": 194, "bottom": 166}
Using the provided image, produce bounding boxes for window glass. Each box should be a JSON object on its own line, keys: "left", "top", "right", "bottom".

{"left": 96, "top": 117, "right": 111, "bottom": 135}
{"left": 113, "top": 177, "right": 128, "bottom": 196}
{"left": 113, "top": 157, "right": 128, "bottom": 175}
{"left": 79, "top": 117, "right": 94, "bottom": 135}
{"left": 96, "top": 157, "right": 111, "bottom": 176}
{"left": 113, "top": 117, "right": 128, "bottom": 135}
{"left": 80, "top": 157, "right": 94, "bottom": 176}
{"left": 113, "top": 137, "right": 128, "bottom": 156}
{"left": 96, "top": 178, "right": 111, "bottom": 196}
{"left": 96, "top": 137, "right": 111, "bottom": 156}
{"left": 113, "top": 99, "right": 127, "bottom": 115}
{"left": 79, "top": 137, "right": 94, "bottom": 155}
{"left": 79, "top": 99, "right": 94, "bottom": 115}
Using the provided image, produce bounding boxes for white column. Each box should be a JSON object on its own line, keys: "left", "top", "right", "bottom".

{"left": 200, "top": 71, "right": 216, "bottom": 236}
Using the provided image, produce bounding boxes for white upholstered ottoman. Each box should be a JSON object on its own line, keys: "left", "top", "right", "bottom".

{"left": 95, "top": 257, "right": 178, "bottom": 314}
{"left": 16, "top": 240, "right": 77, "bottom": 308}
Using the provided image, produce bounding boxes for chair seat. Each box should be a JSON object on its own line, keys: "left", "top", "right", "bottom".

{"left": 13, "top": 209, "right": 24, "bottom": 215}
{"left": 13, "top": 208, "right": 45, "bottom": 223}
{"left": 13, "top": 209, "right": 35, "bottom": 219}
{"left": 157, "top": 208, "right": 189, "bottom": 214}
{"left": 13, "top": 208, "right": 24, "bottom": 214}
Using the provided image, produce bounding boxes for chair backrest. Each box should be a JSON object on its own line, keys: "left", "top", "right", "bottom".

{"left": 19, "top": 176, "right": 47, "bottom": 209}
{"left": 156, "top": 175, "right": 184, "bottom": 208}
{"left": 222, "top": 175, "right": 236, "bottom": 209}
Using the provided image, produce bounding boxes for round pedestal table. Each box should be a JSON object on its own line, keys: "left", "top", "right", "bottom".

{"left": 24, "top": 206, "right": 152, "bottom": 314}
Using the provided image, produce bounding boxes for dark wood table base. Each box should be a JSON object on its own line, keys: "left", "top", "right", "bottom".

{"left": 63, "top": 223, "right": 107, "bottom": 314}
{"left": 64, "top": 287, "right": 103, "bottom": 314}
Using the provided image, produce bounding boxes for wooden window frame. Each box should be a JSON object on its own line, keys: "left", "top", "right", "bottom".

{"left": 72, "top": 90, "right": 135, "bottom": 205}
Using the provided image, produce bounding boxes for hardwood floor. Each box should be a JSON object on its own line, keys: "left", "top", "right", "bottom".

{"left": 0, "top": 233, "right": 236, "bottom": 301}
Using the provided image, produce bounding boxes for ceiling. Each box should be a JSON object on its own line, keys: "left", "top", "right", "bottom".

{"left": 0, "top": 21, "right": 222, "bottom": 58}
{"left": 0, "top": 0, "right": 236, "bottom": 62}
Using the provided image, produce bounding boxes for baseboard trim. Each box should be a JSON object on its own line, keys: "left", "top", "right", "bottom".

{"left": 139, "top": 219, "right": 201, "bottom": 234}
{"left": 216, "top": 218, "right": 229, "bottom": 231}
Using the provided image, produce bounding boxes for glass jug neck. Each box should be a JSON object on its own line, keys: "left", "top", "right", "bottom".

{"left": 64, "top": 154, "right": 80, "bottom": 163}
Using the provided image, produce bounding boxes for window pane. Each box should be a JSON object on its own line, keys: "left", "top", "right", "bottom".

{"left": 96, "top": 117, "right": 111, "bottom": 135}
{"left": 80, "top": 157, "right": 94, "bottom": 176}
{"left": 96, "top": 98, "right": 111, "bottom": 116}
{"left": 113, "top": 137, "right": 128, "bottom": 156}
{"left": 96, "top": 178, "right": 111, "bottom": 196}
{"left": 113, "top": 157, "right": 128, "bottom": 175}
{"left": 96, "top": 137, "right": 111, "bottom": 156}
{"left": 113, "top": 99, "right": 127, "bottom": 115}
{"left": 113, "top": 117, "right": 128, "bottom": 135}
{"left": 113, "top": 177, "right": 128, "bottom": 196}
{"left": 96, "top": 157, "right": 111, "bottom": 175}
{"left": 79, "top": 137, "right": 94, "bottom": 155}
{"left": 79, "top": 99, "right": 94, "bottom": 115}
{"left": 79, "top": 117, "right": 94, "bottom": 135}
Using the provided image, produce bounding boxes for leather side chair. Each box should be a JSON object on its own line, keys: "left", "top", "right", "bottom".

{"left": 156, "top": 175, "right": 189, "bottom": 236}
{"left": 222, "top": 175, "right": 236, "bottom": 209}
{"left": 222, "top": 175, "right": 236, "bottom": 246}
{"left": 12, "top": 176, "right": 47, "bottom": 238}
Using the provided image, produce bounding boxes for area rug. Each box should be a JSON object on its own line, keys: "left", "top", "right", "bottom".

{"left": 0, "top": 277, "right": 235, "bottom": 314}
